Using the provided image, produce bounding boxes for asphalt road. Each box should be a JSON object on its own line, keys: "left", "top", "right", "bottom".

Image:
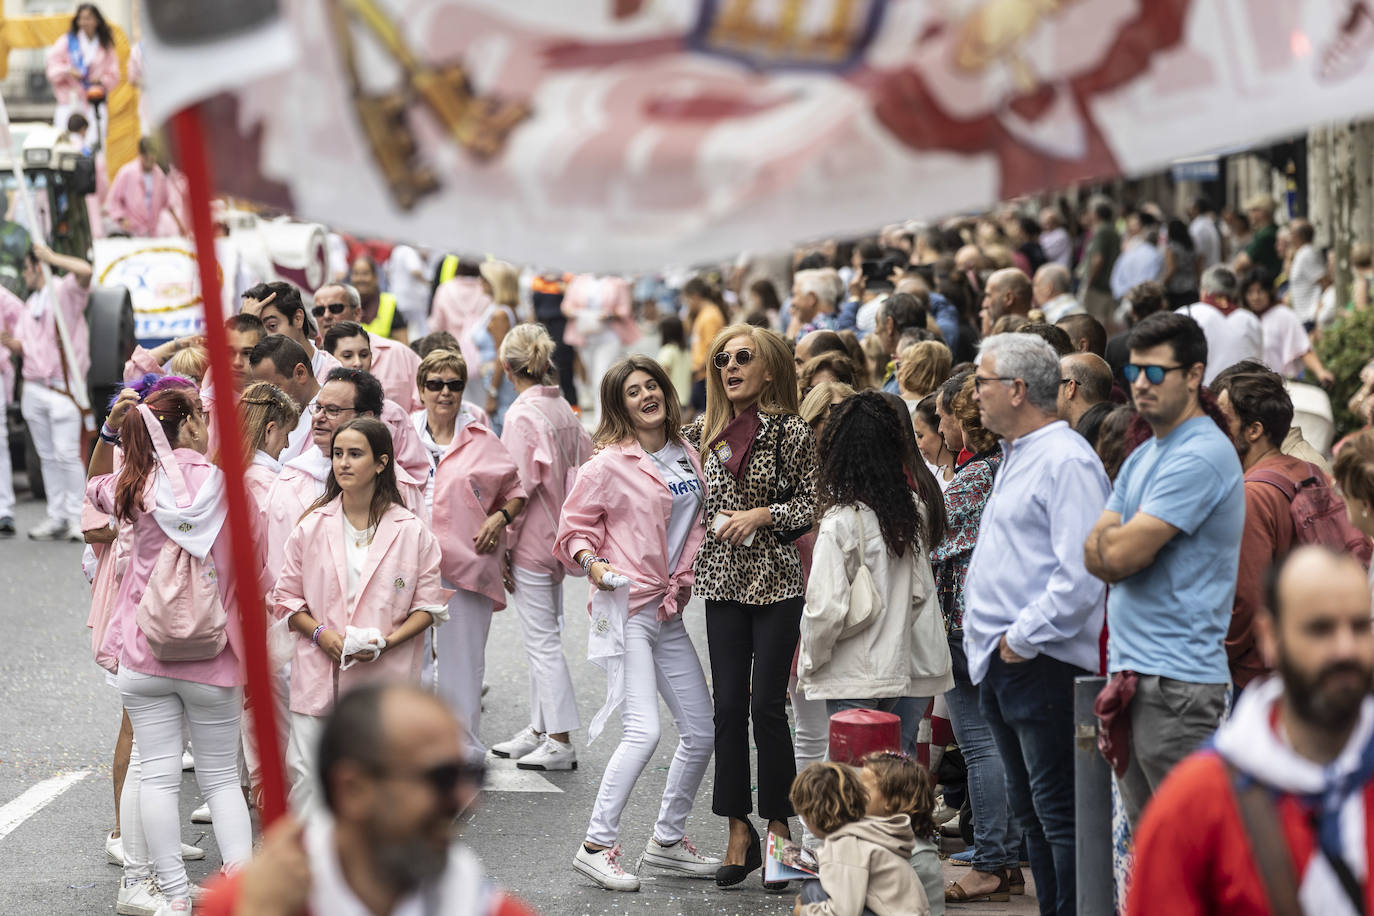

{"left": 0, "top": 475, "right": 1036, "bottom": 916}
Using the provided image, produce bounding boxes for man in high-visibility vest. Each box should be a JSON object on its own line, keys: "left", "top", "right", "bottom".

{"left": 350, "top": 255, "right": 409, "bottom": 344}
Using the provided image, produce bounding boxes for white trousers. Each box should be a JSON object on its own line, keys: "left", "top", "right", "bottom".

{"left": 20, "top": 382, "right": 83, "bottom": 524}
{"left": 286, "top": 712, "right": 325, "bottom": 820}
{"left": 119, "top": 737, "right": 150, "bottom": 878}
{"left": 435, "top": 587, "right": 493, "bottom": 755}
{"left": 585, "top": 612, "right": 714, "bottom": 848}
{"left": 118, "top": 669, "right": 252, "bottom": 899}
{"left": 582, "top": 329, "right": 622, "bottom": 425}
{"left": 241, "top": 663, "right": 290, "bottom": 798}
{"left": 0, "top": 390, "right": 13, "bottom": 518}
{"left": 510, "top": 565, "right": 580, "bottom": 735}
{"left": 789, "top": 673, "right": 830, "bottom": 775}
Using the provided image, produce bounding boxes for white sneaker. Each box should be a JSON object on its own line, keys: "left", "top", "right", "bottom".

{"left": 516, "top": 735, "right": 577, "bottom": 771}
{"left": 117, "top": 877, "right": 167, "bottom": 916}
{"left": 573, "top": 843, "right": 640, "bottom": 891}
{"left": 28, "top": 517, "right": 68, "bottom": 540}
{"left": 65, "top": 521, "right": 85, "bottom": 542}
{"left": 153, "top": 896, "right": 191, "bottom": 916}
{"left": 490, "top": 727, "right": 543, "bottom": 760}
{"left": 640, "top": 835, "right": 720, "bottom": 877}
{"left": 933, "top": 795, "right": 960, "bottom": 826}
{"left": 182, "top": 750, "right": 194, "bottom": 771}
{"left": 107, "top": 832, "right": 206, "bottom": 866}
{"left": 190, "top": 803, "right": 212, "bottom": 824}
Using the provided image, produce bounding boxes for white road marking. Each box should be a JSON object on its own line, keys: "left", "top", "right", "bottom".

{"left": 0, "top": 770, "right": 90, "bottom": 841}
{"left": 482, "top": 755, "right": 562, "bottom": 793}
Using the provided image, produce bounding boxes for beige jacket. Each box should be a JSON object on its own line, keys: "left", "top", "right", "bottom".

{"left": 802, "top": 815, "right": 931, "bottom": 916}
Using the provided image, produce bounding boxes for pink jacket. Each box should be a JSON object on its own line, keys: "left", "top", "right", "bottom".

{"left": 432, "top": 421, "right": 526, "bottom": 608}
{"left": 500, "top": 386, "right": 591, "bottom": 576}
{"left": 270, "top": 499, "right": 451, "bottom": 717}
{"left": 263, "top": 462, "right": 326, "bottom": 583}
{"left": 16, "top": 273, "right": 89, "bottom": 384}
{"left": 88, "top": 449, "right": 270, "bottom": 687}
{"left": 0, "top": 286, "right": 21, "bottom": 406}
{"left": 45, "top": 33, "right": 120, "bottom": 107}
{"left": 105, "top": 160, "right": 171, "bottom": 238}
{"left": 371, "top": 336, "right": 422, "bottom": 412}
{"left": 428, "top": 276, "right": 488, "bottom": 374}
{"left": 381, "top": 399, "right": 431, "bottom": 488}
{"left": 561, "top": 275, "right": 640, "bottom": 348}
{"left": 555, "top": 439, "right": 706, "bottom": 620}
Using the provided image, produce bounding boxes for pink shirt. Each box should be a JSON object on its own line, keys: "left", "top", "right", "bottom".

{"left": 105, "top": 160, "right": 171, "bottom": 238}
{"left": 270, "top": 499, "right": 450, "bottom": 716}
{"left": 555, "top": 440, "right": 706, "bottom": 620}
{"left": 500, "top": 387, "right": 591, "bottom": 576}
{"left": 264, "top": 463, "right": 326, "bottom": 583}
{"left": 88, "top": 449, "right": 268, "bottom": 687}
{"left": 370, "top": 336, "right": 422, "bottom": 412}
{"left": 428, "top": 276, "right": 488, "bottom": 376}
{"left": 561, "top": 275, "right": 640, "bottom": 348}
{"left": 0, "top": 286, "right": 22, "bottom": 405}
{"left": 381, "top": 399, "right": 432, "bottom": 490}
{"left": 45, "top": 33, "right": 120, "bottom": 106}
{"left": 17, "top": 273, "right": 89, "bottom": 384}
{"left": 431, "top": 422, "right": 526, "bottom": 608}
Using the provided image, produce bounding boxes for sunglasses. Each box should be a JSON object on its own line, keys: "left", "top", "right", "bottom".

{"left": 377, "top": 760, "right": 488, "bottom": 795}
{"left": 424, "top": 378, "right": 465, "bottom": 393}
{"left": 311, "top": 302, "right": 348, "bottom": 318}
{"left": 713, "top": 348, "right": 755, "bottom": 370}
{"left": 1122, "top": 363, "right": 1186, "bottom": 385}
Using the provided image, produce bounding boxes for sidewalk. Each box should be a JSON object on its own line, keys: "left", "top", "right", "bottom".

{"left": 940, "top": 836, "right": 1041, "bottom": 915}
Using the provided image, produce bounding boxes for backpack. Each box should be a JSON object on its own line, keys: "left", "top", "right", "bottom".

{"left": 136, "top": 540, "right": 228, "bottom": 661}
{"left": 1250, "top": 462, "right": 1373, "bottom": 567}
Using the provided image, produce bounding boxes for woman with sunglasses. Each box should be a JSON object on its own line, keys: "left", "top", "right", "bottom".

{"left": 411, "top": 348, "right": 527, "bottom": 755}
{"left": 271, "top": 418, "right": 449, "bottom": 814}
{"left": 683, "top": 325, "right": 817, "bottom": 890}
{"left": 557, "top": 355, "right": 718, "bottom": 891}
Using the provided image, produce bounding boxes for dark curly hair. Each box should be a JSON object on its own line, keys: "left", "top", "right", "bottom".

{"left": 817, "top": 391, "right": 939, "bottom": 557}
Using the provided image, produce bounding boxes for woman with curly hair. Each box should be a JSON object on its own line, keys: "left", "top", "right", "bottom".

{"left": 797, "top": 389, "right": 952, "bottom": 728}
{"left": 930, "top": 371, "right": 1025, "bottom": 903}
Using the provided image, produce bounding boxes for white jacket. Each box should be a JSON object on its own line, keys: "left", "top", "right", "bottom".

{"left": 799, "top": 499, "right": 953, "bottom": 700}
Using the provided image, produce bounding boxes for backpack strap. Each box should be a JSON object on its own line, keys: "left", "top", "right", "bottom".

{"left": 137, "top": 403, "right": 191, "bottom": 508}
{"left": 1248, "top": 468, "right": 1299, "bottom": 502}
{"left": 1223, "top": 760, "right": 1304, "bottom": 916}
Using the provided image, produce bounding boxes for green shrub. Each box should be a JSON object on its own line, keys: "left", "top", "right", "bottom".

{"left": 1315, "top": 305, "right": 1374, "bottom": 436}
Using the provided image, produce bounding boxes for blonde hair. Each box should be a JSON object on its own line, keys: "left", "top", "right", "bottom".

{"left": 700, "top": 325, "right": 798, "bottom": 458}
{"left": 167, "top": 345, "right": 209, "bottom": 384}
{"left": 896, "top": 340, "right": 951, "bottom": 398}
{"left": 861, "top": 331, "right": 888, "bottom": 386}
{"left": 800, "top": 381, "right": 856, "bottom": 428}
{"left": 952, "top": 374, "right": 999, "bottom": 453}
{"left": 594, "top": 355, "right": 683, "bottom": 449}
{"left": 1335, "top": 429, "right": 1374, "bottom": 508}
{"left": 499, "top": 322, "right": 556, "bottom": 384}
{"left": 479, "top": 260, "right": 519, "bottom": 308}
{"left": 237, "top": 381, "right": 300, "bottom": 468}
{"left": 789, "top": 762, "right": 868, "bottom": 838}
{"left": 416, "top": 348, "right": 467, "bottom": 394}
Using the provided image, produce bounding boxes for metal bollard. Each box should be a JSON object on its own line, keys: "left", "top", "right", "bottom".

{"left": 1074, "top": 675, "right": 1113, "bottom": 916}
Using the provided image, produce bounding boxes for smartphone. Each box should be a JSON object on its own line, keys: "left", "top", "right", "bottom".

{"left": 713, "top": 511, "right": 755, "bottom": 547}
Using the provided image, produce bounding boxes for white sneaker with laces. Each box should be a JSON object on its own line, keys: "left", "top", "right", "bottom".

{"left": 490, "top": 727, "right": 543, "bottom": 760}
{"left": 117, "top": 877, "right": 167, "bottom": 916}
{"left": 640, "top": 835, "right": 720, "bottom": 877}
{"left": 516, "top": 735, "right": 577, "bottom": 771}
{"left": 107, "top": 831, "right": 205, "bottom": 865}
{"left": 573, "top": 843, "right": 640, "bottom": 891}
{"left": 190, "top": 803, "right": 212, "bottom": 824}
{"left": 153, "top": 896, "right": 191, "bottom": 915}
{"left": 28, "top": 517, "right": 68, "bottom": 540}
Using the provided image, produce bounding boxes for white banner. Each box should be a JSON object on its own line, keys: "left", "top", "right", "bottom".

{"left": 93, "top": 236, "right": 237, "bottom": 342}
{"left": 142, "top": 0, "right": 1374, "bottom": 271}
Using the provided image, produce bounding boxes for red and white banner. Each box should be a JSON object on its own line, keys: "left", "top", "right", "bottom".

{"left": 144, "top": 0, "right": 1374, "bottom": 270}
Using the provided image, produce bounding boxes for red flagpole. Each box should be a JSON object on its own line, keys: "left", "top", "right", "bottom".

{"left": 170, "top": 105, "right": 288, "bottom": 827}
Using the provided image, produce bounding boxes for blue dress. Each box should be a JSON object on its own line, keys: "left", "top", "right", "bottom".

{"left": 472, "top": 304, "right": 517, "bottom": 435}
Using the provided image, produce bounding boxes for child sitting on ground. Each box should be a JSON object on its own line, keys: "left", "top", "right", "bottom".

{"left": 789, "top": 761, "right": 931, "bottom": 916}
{"left": 860, "top": 751, "right": 944, "bottom": 916}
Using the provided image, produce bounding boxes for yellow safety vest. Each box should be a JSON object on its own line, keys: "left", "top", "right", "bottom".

{"left": 438, "top": 255, "right": 459, "bottom": 286}
{"left": 363, "top": 292, "right": 398, "bottom": 339}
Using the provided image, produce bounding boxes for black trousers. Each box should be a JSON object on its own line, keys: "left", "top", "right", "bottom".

{"left": 705, "top": 596, "right": 803, "bottom": 822}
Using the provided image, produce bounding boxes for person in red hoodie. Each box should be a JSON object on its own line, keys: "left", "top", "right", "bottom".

{"left": 1129, "top": 546, "right": 1374, "bottom": 916}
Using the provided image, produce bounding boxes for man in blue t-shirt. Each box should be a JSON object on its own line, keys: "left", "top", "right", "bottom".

{"left": 1084, "top": 311, "right": 1244, "bottom": 829}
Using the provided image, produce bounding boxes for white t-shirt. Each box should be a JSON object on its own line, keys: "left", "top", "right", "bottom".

{"left": 649, "top": 442, "right": 703, "bottom": 572}
{"left": 1179, "top": 301, "right": 1264, "bottom": 385}
{"left": 387, "top": 245, "right": 433, "bottom": 333}
{"left": 1288, "top": 244, "right": 1326, "bottom": 324}
{"left": 342, "top": 515, "right": 373, "bottom": 606}
{"left": 1260, "top": 305, "right": 1312, "bottom": 378}
{"left": 412, "top": 408, "right": 470, "bottom": 517}
{"left": 1189, "top": 215, "right": 1222, "bottom": 270}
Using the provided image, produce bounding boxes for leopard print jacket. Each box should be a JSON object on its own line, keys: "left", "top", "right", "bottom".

{"left": 682, "top": 411, "right": 817, "bottom": 605}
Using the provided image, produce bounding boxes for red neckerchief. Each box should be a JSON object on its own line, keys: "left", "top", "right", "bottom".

{"left": 957, "top": 447, "right": 974, "bottom": 466}
{"left": 709, "top": 405, "right": 761, "bottom": 479}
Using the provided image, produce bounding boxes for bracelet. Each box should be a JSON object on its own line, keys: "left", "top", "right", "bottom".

{"left": 580, "top": 554, "right": 609, "bottom": 573}
{"left": 312, "top": 624, "right": 326, "bottom": 647}
{"left": 498, "top": 507, "right": 512, "bottom": 525}
{"left": 98, "top": 422, "right": 119, "bottom": 445}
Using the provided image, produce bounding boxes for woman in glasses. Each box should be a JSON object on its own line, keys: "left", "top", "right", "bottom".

{"left": 683, "top": 325, "right": 817, "bottom": 890}
{"left": 271, "top": 418, "right": 449, "bottom": 814}
{"left": 556, "top": 355, "right": 718, "bottom": 891}
{"left": 490, "top": 324, "right": 592, "bottom": 770}
{"left": 411, "top": 348, "right": 526, "bottom": 755}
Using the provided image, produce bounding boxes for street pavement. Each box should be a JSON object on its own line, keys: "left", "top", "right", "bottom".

{"left": 0, "top": 476, "right": 1037, "bottom": 915}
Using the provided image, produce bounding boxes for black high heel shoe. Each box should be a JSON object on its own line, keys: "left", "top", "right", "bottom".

{"left": 715, "top": 820, "right": 761, "bottom": 887}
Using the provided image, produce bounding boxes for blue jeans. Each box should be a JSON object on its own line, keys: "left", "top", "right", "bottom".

{"left": 979, "top": 653, "right": 1085, "bottom": 916}
{"left": 945, "top": 640, "right": 1021, "bottom": 873}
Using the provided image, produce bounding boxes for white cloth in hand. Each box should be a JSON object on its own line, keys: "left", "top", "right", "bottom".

{"left": 339, "top": 626, "right": 387, "bottom": 670}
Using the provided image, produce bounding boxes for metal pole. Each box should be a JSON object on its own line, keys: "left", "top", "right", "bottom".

{"left": 1074, "top": 675, "right": 1113, "bottom": 916}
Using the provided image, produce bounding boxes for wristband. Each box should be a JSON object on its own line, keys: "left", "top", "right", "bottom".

{"left": 498, "top": 508, "right": 512, "bottom": 525}
{"left": 99, "top": 422, "right": 119, "bottom": 445}
{"left": 312, "top": 624, "right": 326, "bottom": 647}
{"left": 581, "top": 554, "right": 609, "bottom": 574}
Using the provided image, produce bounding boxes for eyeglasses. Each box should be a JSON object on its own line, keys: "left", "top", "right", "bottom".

{"left": 311, "top": 302, "right": 348, "bottom": 318}
{"left": 972, "top": 375, "right": 1015, "bottom": 390}
{"left": 309, "top": 402, "right": 357, "bottom": 419}
{"left": 375, "top": 760, "right": 488, "bottom": 795}
{"left": 423, "top": 378, "right": 465, "bottom": 393}
{"left": 713, "top": 348, "right": 755, "bottom": 369}
{"left": 1122, "top": 363, "right": 1186, "bottom": 385}
{"left": 1059, "top": 378, "right": 1073, "bottom": 387}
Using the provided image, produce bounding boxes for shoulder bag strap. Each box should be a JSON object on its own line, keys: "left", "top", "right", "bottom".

{"left": 1224, "top": 761, "right": 1304, "bottom": 916}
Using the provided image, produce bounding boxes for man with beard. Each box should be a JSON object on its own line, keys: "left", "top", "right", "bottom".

{"left": 1128, "top": 547, "right": 1374, "bottom": 916}
{"left": 1085, "top": 312, "right": 1245, "bottom": 829}
{"left": 198, "top": 684, "right": 536, "bottom": 916}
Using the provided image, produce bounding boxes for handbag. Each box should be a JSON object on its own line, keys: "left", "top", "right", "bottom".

{"left": 839, "top": 507, "right": 883, "bottom": 639}
{"left": 771, "top": 422, "right": 811, "bottom": 544}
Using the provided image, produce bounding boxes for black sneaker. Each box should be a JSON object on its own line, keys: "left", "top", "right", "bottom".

{"left": 0, "top": 516, "right": 14, "bottom": 537}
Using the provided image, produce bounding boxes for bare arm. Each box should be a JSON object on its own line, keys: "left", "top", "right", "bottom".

{"left": 1084, "top": 510, "right": 1181, "bottom": 584}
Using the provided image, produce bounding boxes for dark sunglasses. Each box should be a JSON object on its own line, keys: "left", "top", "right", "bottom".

{"left": 424, "top": 378, "right": 465, "bottom": 392}
{"left": 311, "top": 302, "right": 347, "bottom": 318}
{"left": 1122, "top": 363, "right": 1186, "bottom": 385}
{"left": 378, "top": 760, "right": 487, "bottom": 794}
{"left": 713, "top": 348, "right": 755, "bottom": 369}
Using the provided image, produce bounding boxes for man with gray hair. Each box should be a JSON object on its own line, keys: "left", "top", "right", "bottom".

{"left": 963, "top": 332, "right": 1111, "bottom": 916}
{"left": 313, "top": 282, "right": 422, "bottom": 410}
{"left": 1033, "top": 263, "right": 1081, "bottom": 323}
{"left": 1179, "top": 264, "right": 1262, "bottom": 385}
{"left": 786, "top": 267, "right": 842, "bottom": 341}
